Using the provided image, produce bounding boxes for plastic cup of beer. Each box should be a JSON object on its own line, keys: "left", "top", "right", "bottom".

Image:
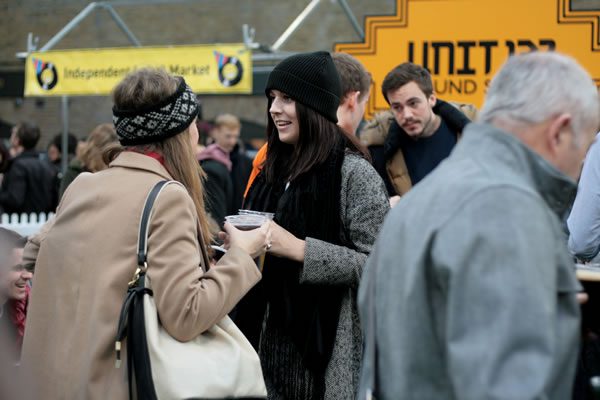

{"left": 224, "top": 214, "right": 269, "bottom": 231}
{"left": 225, "top": 212, "right": 274, "bottom": 271}
{"left": 238, "top": 209, "right": 275, "bottom": 220}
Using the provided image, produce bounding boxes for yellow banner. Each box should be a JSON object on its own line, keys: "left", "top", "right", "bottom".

{"left": 335, "top": 0, "right": 600, "bottom": 120}
{"left": 25, "top": 44, "right": 252, "bottom": 96}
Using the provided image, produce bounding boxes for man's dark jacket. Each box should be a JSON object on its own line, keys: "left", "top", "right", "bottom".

{"left": 0, "top": 150, "right": 54, "bottom": 214}
{"left": 200, "top": 159, "right": 234, "bottom": 226}
{"left": 229, "top": 144, "right": 253, "bottom": 212}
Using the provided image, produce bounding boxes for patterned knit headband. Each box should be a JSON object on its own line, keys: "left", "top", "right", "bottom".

{"left": 113, "top": 77, "right": 199, "bottom": 146}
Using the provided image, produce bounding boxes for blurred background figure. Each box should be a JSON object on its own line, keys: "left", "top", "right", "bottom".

{"left": 566, "top": 130, "right": 600, "bottom": 399}
{"left": 331, "top": 51, "right": 372, "bottom": 136}
{"left": 0, "top": 140, "right": 10, "bottom": 185}
{"left": 199, "top": 113, "right": 252, "bottom": 226}
{"left": 215, "top": 114, "right": 253, "bottom": 213}
{"left": 0, "top": 227, "right": 30, "bottom": 363}
{"left": 46, "top": 132, "right": 78, "bottom": 169}
{"left": 195, "top": 119, "right": 212, "bottom": 155}
{"left": 198, "top": 142, "right": 233, "bottom": 227}
{"left": 0, "top": 122, "right": 54, "bottom": 214}
{"left": 46, "top": 132, "right": 78, "bottom": 208}
{"left": 568, "top": 132, "right": 600, "bottom": 263}
{"left": 58, "top": 123, "right": 119, "bottom": 199}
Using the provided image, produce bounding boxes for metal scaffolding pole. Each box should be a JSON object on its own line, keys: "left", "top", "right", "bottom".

{"left": 39, "top": 3, "right": 98, "bottom": 52}
{"left": 271, "top": 0, "right": 322, "bottom": 51}
{"left": 32, "top": 2, "right": 142, "bottom": 176}
{"left": 337, "top": 0, "right": 365, "bottom": 41}
{"left": 61, "top": 96, "right": 69, "bottom": 179}
{"left": 102, "top": 3, "right": 142, "bottom": 47}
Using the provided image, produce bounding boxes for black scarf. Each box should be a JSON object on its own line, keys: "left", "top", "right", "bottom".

{"left": 241, "top": 144, "right": 347, "bottom": 377}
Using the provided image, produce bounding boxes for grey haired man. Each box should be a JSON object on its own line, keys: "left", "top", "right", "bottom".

{"left": 359, "top": 51, "right": 600, "bottom": 399}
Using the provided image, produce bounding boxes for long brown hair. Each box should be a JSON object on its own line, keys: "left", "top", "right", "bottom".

{"left": 263, "top": 100, "right": 370, "bottom": 184}
{"left": 105, "top": 68, "right": 212, "bottom": 246}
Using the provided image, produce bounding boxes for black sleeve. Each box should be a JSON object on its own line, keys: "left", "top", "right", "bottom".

{"left": 202, "top": 162, "right": 233, "bottom": 227}
{"left": 0, "top": 162, "right": 26, "bottom": 211}
{"left": 58, "top": 166, "right": 81, "bottom": 202}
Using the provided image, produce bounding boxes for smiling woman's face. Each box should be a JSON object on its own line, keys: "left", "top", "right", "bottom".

{"left": 0, "top": 248, "right": 30, "bottom": 303}
{"left": 269, "top": 89, "right": 300, "bottom": 145}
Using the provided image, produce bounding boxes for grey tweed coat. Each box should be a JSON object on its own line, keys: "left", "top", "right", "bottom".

{"left": 260, "top": 153, "right": 390, "bottom": 399}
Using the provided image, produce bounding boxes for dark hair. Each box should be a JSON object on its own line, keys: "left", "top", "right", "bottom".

{"left": 332, "top": 52, "right": 372, "bottom": 102}
{"left": 263, "top": 100, "right": 370, "bottom": 183}
{"left": 50, "top": 133, "right": 78, "bottom": 156}
{"left": 381, "top": 62, "right": 433, "bottom": 104}
{"left": 13, "top": 122, "right": 40, "bottom": 150}
{"left": 195, "top": 119, "right": 213, "bottom": 145}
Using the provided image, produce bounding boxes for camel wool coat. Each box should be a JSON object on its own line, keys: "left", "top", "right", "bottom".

{"left": 20, "top": 151, "right": 261, "bottom": 399}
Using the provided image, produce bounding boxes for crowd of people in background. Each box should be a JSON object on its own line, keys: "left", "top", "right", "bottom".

{"left": 199, "top": 113, "right": 253, "bottom": 227}
{"left": 0, "top": 49, "right": 599, "bottom": 400}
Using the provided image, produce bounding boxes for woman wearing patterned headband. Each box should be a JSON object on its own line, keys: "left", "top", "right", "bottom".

{"left": 19, "top": 68, "right": 271, "bottom": 399}
{"left": 239, "top": 52, "right": 389, "bottom": 399}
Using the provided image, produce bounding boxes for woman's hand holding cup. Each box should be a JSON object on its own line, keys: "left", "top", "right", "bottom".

{"left": 221, "top": 221, "right": 272, "bottom": 259}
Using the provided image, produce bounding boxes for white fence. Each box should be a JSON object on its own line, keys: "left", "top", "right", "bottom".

{"left": 0, "top": 212, "right": 54, "bottom": 238}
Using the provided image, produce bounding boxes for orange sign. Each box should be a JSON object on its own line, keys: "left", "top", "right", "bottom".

{"left": 335, "top": 0, "right": 600, "bottom": 119}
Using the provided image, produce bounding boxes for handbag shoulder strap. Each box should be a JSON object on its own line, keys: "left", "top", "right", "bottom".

{"left": 115, "top": 180, "right": 175, "bottom": 369}
{"left": 137, "top": 180, "right": 212, "bottom": 272}
{"left": 116, "top": 180, "right": 207, "bottom": 399}
{"left": 137, "top": 180, "right": 180, "bottom": 268}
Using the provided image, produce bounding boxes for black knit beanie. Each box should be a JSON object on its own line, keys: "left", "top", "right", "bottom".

{"left": 265, "top": 51, "right": 341, "bottom": 123}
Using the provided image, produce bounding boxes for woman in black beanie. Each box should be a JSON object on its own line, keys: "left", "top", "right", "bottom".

{"left": 242, "top": 51, "right": 389, "bottom": 399}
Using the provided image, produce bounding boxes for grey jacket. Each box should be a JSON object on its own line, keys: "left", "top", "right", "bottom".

{"left": 358, "top": 123, "right": 581, "bottom": 400}
{"left": 260, "top": 153, "right": 390, "bottom": 400}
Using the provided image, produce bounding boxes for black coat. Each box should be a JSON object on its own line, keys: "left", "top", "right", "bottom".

{"left": 0, "top": 150, "right": 55, "bottom": 214}
{"left": 200, "top": 159, "right": 234, "bottom": 226}
{"left": 229, "top": 146, "right": 253, "bottom": 212}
